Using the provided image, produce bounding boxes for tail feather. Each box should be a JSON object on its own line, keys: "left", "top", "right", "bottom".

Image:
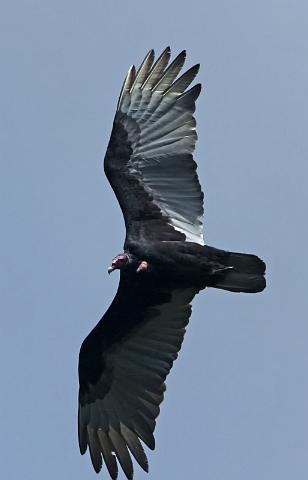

{"left": 204, "top": 246, "right": 266, "bottom": 293}
{"left": 222, "top": 252, "right": 266, "bottom": 275}
{"left": 212, "top": 271, "right": 266, "bottom": 293}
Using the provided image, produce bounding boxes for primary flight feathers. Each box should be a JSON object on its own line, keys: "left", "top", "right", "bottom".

{"left": 104, "top": 47, "right": 204, "bottom": 245}
{"left": 77, "top": 48, "right": 266, "bottom": 479}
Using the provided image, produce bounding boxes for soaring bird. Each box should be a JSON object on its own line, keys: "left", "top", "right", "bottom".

{"left": 78, "top": 48, "right": 266, "bottom": 479}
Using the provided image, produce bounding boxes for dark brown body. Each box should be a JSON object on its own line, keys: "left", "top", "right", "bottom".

{"left": 125, "top": 240, "right": 266, "bottom": 293}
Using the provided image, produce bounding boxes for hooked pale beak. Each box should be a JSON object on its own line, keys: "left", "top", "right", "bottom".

{"left": 108, "top": 265, "right": 115, "bottom": 274}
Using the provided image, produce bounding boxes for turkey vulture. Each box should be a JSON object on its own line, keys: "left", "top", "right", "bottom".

{"left": 78, "top": 48, "right": 266, "bottom": 479}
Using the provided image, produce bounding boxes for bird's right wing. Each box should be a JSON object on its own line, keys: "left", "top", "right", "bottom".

{"left": 78, "top": 273, "right": 199, "bottom": 479}
{"left": 104, "top": 48, "right": 204, "bottom": 246}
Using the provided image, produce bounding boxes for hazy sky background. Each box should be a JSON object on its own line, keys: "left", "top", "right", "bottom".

{"left": 1, "top": 1, "right": 308, "bottom": 479}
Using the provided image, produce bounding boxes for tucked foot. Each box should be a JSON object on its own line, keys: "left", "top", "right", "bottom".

{"left": 136, "top": 260, "right": 149, "bottom": 273}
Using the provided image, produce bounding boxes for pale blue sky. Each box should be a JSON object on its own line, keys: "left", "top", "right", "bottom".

{"left": 1, "top": 1, "right": 308, "bottom": 479}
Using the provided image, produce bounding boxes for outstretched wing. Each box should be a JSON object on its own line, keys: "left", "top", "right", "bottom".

{"left": 78, "top": 273, "right": 199, "bottom": 479}
{"left": 104, "top": 48, "right": 204, "bottom": 246}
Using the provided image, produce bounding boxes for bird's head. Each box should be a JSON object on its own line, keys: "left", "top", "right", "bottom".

{"left": 108, "top": 253, "right": 130, "bottom": 274}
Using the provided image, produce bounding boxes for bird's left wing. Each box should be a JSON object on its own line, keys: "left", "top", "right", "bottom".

{"left": 78, "top": 273, "right": 199, "bottom": 479}
{"left": 104, "top": 48, "right": 204, "bottom": 246}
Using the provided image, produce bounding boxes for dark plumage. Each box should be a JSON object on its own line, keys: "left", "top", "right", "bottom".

{"left": 78, "top": 48, "right": 266, "bottom": 479}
